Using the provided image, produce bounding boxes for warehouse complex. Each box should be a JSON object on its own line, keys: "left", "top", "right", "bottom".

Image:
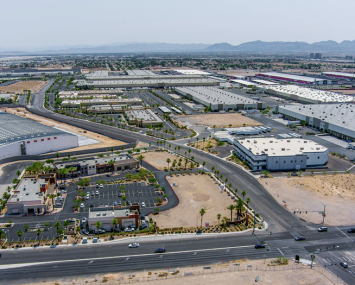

{"left": 257, "top": 72, "right": 331, "bottom": 85}
{"left": 234, "top": 138, "right": 329, "bottom": 171}
{"left": 321, "top": 71, "right": 355, "bottom": 80}
{"left": 62, "top": 97, "right": 142, "bottom": 108}
{"left": 0, "top": 68, "right": 80, "bottom": 77}
{"left": 0, "top": 112, "right": 78, "bottom": 159}
{"left": 261, "top": 85, "right": 353, "bottom": 104}
{"left": 274, "top": 103, "right": 355, "bottom": 141}
{"left": 175, "top": 86, "right": 266, "bottom": 111}
{"left": 125, "top": 109, "right": 163, "bottom": 127}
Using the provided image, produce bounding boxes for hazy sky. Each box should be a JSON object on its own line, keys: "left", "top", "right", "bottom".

{"left": 2, "top": 0, "right": 355, "bottom": 49}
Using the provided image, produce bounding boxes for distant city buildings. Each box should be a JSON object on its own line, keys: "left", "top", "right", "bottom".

{"left": 310, "top": 53, "right": 322, "bottom": 59}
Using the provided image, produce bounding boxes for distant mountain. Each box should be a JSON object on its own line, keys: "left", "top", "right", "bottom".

{"left": 205, "top": 40, "right": 355, "bottom": 53}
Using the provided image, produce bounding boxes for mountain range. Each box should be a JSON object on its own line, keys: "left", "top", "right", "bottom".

{"left": 1, "top": 40, "right": 355, "bottom": 55}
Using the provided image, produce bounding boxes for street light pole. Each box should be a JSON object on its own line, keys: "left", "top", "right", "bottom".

{"left": 320, "top": 202, "right": 326, "bottom": 227}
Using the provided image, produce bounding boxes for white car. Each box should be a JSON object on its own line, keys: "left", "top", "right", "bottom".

{"left": 81, "top": 218, "right": 87, "bottom": 223}
{"left": 124, "top": 227, "right": 135, "bottom": 232}
{"left": 86, "top": 194, "right": 90, "bottom": 200}
{"left": 99, "top": 184, "right": 104, "bottom": 188}
{"left": 141, "top": 202, "right": 146, "bottom": 208}
{"left": 128, "top": 243, "right": 139, "bottom": 248}
{"left": 95, "top": 190, "right": 100, "bottom": 195}
{"left": 80, "top": 203, "right": 84, "bottom": 208}
{"left": 141, "top": 220, "right": 146, "bottom": 225}
{"left": 86, "top": 192, "right": 90, "bottom": 196}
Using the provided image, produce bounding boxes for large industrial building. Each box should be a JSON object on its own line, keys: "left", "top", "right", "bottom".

{"left": 0, "top": 68, "right": 80, "bottom": 77}
{"left": 125, "top": 109, "right": 163, "bottom": 127}
{"left": 76, "top": 78, "right": 219, "bottom": 89}
{"left": 175, "top": 86, "right": 266, "bottom": 111}
{"left": 261, "top": 85, "right": 353, "bottom": 104}
{"left": 233, "top": 138, "right": 329, "bottom": 171}
{"left": 61, "top": 97, "right": 142, "bottom": 108}
{"left": 274, "top": 103, "right": 355, "bottom": 141}
{"left": 0, "top": 112, "right": 78, "bottom": 160}
{"left": 321, "top": 71, "right": 355, "bottom": 80}
{"left": 59, "top": 90, "right": 124, "bottom": 97}
{"left": 257, "top": 72, "right": 332, "bottom": 85}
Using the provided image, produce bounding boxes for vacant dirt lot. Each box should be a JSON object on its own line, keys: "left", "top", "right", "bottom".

{"left": 0, "top": 107, "right": 126, "bottom": 152}
{"left": 0, "top": 80, "right": 46, "bottom": 94}
{"left": 155, "top": 174, "right": 236, "bottom": 228}
{"left": 259, "top": 174, "right": 355, "bottom": 226}
{"left": 25, "top": 258, "right": 334, "bottom": 285}
{"left": 175, "top": 113, "right": 263, "bottom": 128}
{"left": 136, "top": 151, "right": 184, "bottom": 170}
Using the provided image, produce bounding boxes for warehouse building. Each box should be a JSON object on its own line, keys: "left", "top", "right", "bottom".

{"left": 125, "top": 109, "right": 163, "bottom": 127}
{"left": 0, "top": 68, "right": 80, "bottom": 77}
{"left": 233, "top": 138, "right": 329, "bottom": 171}
{"left": 230, "top": 79, "right": 259, "bottom": 88}
{"left": 321, "top": 71, "right": 355, "bottom": 80}
{"left": 251, "top": 79, "right": 278, "bottom": 85}
{"left": 158, "top": 106, "right": 171, "bottom": 113}
{"left": 0, "top": 112, "right": 78, "bottom": 160}
{"left": 261, "top": 85, "right": 353, "bottom": 104}
{"left": 59, "top": 90, "right": 124, "bottom": 97}
{"left": 87, "top": 104, "right": 144, "bottom": 114}
{"left": 257, "top": 72, "right": 331, "bottom": 85}
{"left": 61, "top": 97, "right": 142, "bottom": 108}
{"left": 85, "top": 74, "right": 205, "bottom": 81}
{"left": 76, "top": 78, "right": 219, "bottom": 89}
{"left": 173, "top": 69, "right": 210, "bottom": 76}
{"left": 274, "top": 103, "right": 355, "bottom": 141}
{"left": 175, "top": 86, "right": 266, "bottom": 111}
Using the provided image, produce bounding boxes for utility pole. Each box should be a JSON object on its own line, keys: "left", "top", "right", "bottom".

{"left": 321, "top": 203, "right": 326, "bottom": 227}
{"left": 252, "top": 214, "right": 257, "bottom": 235}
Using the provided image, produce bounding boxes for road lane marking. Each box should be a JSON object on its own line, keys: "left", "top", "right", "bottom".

{"left": 335, "top": 227, "right": 349, "bottom": 238}
{"left": 277, "top": 248, "right": 284, "bottom": 256}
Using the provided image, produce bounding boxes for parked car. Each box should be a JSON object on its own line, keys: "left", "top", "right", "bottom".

{"left": 99, "top": 202, "right": 104, "bottom": 207}
{"left": 90, "top": 202, "right": 94, "bottom": 208}
{"left": 340, "top": 261, "right": 348, "bottom": 268}
{"left": 155, "top": 248, "right": 166, "bottom": 253}
{"left": 114, "top": 201, "right": 118, "bottom": 206}
{"left": 126, "top": 200, "right": 131, "bottom": 205}
{"left": 291, "top": 172, "right": 298, "bottom": 177}
{"left": 255, "top": 244, "right": 266, "bottom": 249}
{"left": 318, "top": 227, "right": 328, "bottom": 232}
{"left": 99, "top": 184, "right": 104, "bottom": 188}
{"left": 91, "top": 191, "right": 95, "bottom": 196}
{"left": 95, "top": 190, "right": 99, "bottom": 195}
{"left": 128, "top": 243, "right": 140, "bottom": 248}
{"left": 82, "top": 230, "right": 89, "bottom": 235}
{"left": 96, "top": 184, "right": 99, "bottom": 188}
{"left": 109, "top": 236, "right": 114, "bottom": 240}
{"left": 93, "top": 237, "right": 98, "bottom": 243}
{"left": 113, "top": 228, "right": 121, "bottom": 232}
{"left": 118, "top": 192, "right": 122, "bottom": 197}
{"left": 82, "top": 237, "right": 88, "bottom": 244}
{"left": 86, "top": 194, "right": 90, "bottom": 200}
{"left": 118, "top": 201, "right": 122, "bottom": 206}
{"left": 67, "top": 218, "right": 76, "bottom": 222}
{"left": 58, "top": 185, "right": 66, "bottom": 190}
{"left": 295, "top": 236, "right": 305, "bottom": 241}
{"left": 82, "top": 218, "right": 87, "bottom": 223}
{"left": 141, "top": 202, "right": 146, "bottom": 208}
{"left": 94, "top": 229, "right": 106, "bottom": 234}
{"left": 348, "top": 228, "right": 355, "bottom": 233}
{"left": 141, "top": 220, "right": 146, "bottom": 225}
{"left": 124, "top": 227, "right": 135, "bottom": 232}
{"left": 55, "top": 203, "right": 61, "bottom": 206}
{"left": 106, "top": 174, "right": 110, "bottom": 177}
{"left": 80, "top": 203, "right": 84, "bottom": 208}
{"left": 87, "top": 192, "right": 90, "bottom": 196}
{"left": 139, "top": 224, "right": 148, "bottom": 230}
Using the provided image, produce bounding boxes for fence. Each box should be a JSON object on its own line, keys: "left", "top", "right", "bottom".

{"left": 68, "top": 263, "right": 346, "bottom": 285}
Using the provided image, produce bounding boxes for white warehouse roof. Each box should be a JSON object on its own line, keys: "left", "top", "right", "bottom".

{"left": 258, "top": 72, "right": 324, "bottom": 83}
{"left": 173, "top": 69, "right": 210, "bottom": 75}
{"left": 322, "top": 71, "right": 355, "bottom": 79}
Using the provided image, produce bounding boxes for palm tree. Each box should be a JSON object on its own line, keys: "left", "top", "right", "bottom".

{"left": 56, "top": 153, "right": 60, "bottom": 160}
{"left": 178, "top": 146, "right": 181, "bottom": 154}
{"left": 227, "top": 205, "right": 235, "bottom": 222}
{"left": 166, "top": 158, "right": 171, "bottom": 170}
{"left": 188, "top": 148, "right": 191, "bottom": 158}
{"left": 67, "top": 153, "right": 71, "bottom": 160}
{"left": 112, "top": 218, "right": 118, "bottom": 230}
{"left": 217, "top": 214, "right": 221, "bottom": 226}
{"left": 225, "top": 178, "right": 228, "bottom": 183}
{"left": 68, "top": 166, "right": 77, "bottom": 177}
{"left": 241, "top": 190, "right": 247, "bottom": 200}
{"left": 203, "top": 137, "right": 206, "bottom": 150}
{"left": 202, "top": 161, "right": 206, "bottom": 173}
{"left": 110, "top": 147, "right": 114, "bottom": 154}
{"left": 17, "top": 230, "right": 23, "bottom": 243}
{"left": 246, "top": 198, "right": 251, "bottom": 206}
{"left": 49, "top": 194, "right": 56, "bottom": 209}
{"left": 211, "top": 166, "right": 215, "bottom": 172}
{"left": 24, "top": 224, "right": 29, "bottom": 232}
{"left": 199, "top": 208, "right": 206, "bottom": 228}
{"left": 54, "top": 221, "right": 61, "bottom": 238}
{"left": 36, "top": 228, "right": 42, "bottom": 242}
{"left": 121, "top": 146, "right": 125, "bottom": 151}
{"left": 16, "top": 170, "right": 21, "bottom": 178}
{"left": 137, "top": 155, "right": 145, "bottom": 167}
{"left": 236, "top": 199, "right": 244, "bottom": 219}
{"left": 168, "top": 144, "right": 171, "bottom": 151}
{"left": 95, "top": 221, "right": 102, "bottom": 232}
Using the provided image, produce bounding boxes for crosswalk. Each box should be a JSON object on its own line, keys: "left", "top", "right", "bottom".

{"left": 322, "top": 255, "right": 355, "bottom": 263}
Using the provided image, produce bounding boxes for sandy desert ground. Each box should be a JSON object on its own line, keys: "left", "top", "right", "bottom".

{"left": 136, "top": 151, "right": 186, "bottom": 171}
{"left": 175, "top": 113, "right": 263, "bottom": 128}
{"left": 0, "top": 80, "right": 46, "bottom": 94}
{"left": 259, "top": 174, "right": 355, "bottom": 226}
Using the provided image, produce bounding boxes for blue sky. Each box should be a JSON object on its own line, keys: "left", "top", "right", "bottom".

{"left": 2, "top": 0, "right": 354, "bottom": 49}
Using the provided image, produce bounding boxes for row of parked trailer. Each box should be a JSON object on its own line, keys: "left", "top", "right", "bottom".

{"left": 224, "top": 126, "right": 272, "bottom": 135}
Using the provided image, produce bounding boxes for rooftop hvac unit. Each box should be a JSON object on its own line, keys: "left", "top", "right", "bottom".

{"left": 281, "top": 148, "right": 285, "bottom": 151}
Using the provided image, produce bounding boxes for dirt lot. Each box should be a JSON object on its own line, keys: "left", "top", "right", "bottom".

{"left": 0, "top": 80, "right": 46, "bottom": 94}
{"left": 23, "top": 258, "right": 334, "bottom": 285}
{"left": 259, "top": 174, "right": 355, "bottom": 226}
{"left": 0, "top": 107, "right": 126, "bottom": 152}
{"left": 136, "top": 151, "right": 183, "bottom": 171}
{"left": 175, "top": 113, "right": 263, "bottom": 128}
{"left": 155, "top": 174, "right": 236, "bottom": 228}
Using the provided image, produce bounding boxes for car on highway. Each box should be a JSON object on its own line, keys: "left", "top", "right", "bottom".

{"left": 318, "top": 227, "right": 328, "bottom": 232}
{"left": 95, "top": 190, "right": 99, "bottom": 195}
{"left": 255, "top": 244, "right": 266, "bottom": 249}
{"left": 348, "top": 228, "right": 355, "bottom": 233}
{"left": 128, "top": 243, "right": 139, "bottom": 248}
{"left": 80, "top": 203, "right": 84, "bottom": 208}
{"left": 340, "top": 261, "right": 348, "bottom": 268}
{"left": 124, "top": 227, "right": 135, "bottom": 232}
{"left": 295, "top": 236, "right": 305, "bottom": 241}
{"left": 155, "top": 248, "right": 166, "bottom": 253}
{"left": 99, "top": 184, "right": 104, "bottom": 188}
{"left": 141, "top": 202, "right": 146, "bottom": 208}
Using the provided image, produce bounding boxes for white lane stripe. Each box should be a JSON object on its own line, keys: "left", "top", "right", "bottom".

{"left": 0, "top": 244, "right": 256, "bottom": 270}
{"left": 335, "top": 227, "right": 349, "bottom": 238}
{"left": 277, "top": 248, "right": 284, "bottom": 256}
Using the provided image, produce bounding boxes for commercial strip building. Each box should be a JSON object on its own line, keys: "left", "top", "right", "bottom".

{"left": 125, "top": 109, "right": 163, "bottom": 127}
{"left": 7, "top": 173, "right": 57, "bottom": 215}
{"left": 256, "top": 72, "right": 331, "bottom": 85}
{"left": 0, "top": 111, "right": 78, "bottom": 160}
{"left": 321, "top": 71, "right": 355, "bottom": 80}
{"left": 261, "top": 85, "right": 353, "bottom": 104}
{"left": 88, "top": 207, "right": 139, "bottom": 231}
{"left": 55, "top": 154, "right": 139, "bottom": 176}
{"left": 61, "top": 97, "right": 142, "bottom": 108}
{"left": 274, "top": 103, "right": 355, "bottom": 141}
{"left": 87, "top": 104, "right": 144, "bottom": 114}
{"left": 76, "top": 78, "right": 219, "bottom": 89}
{"left": 0, "top": 68, "right": 80, "bottom": 77}
{"left": 158, "top": 106, "right": 171, "bottom": 113}
{"left": 175, "top": 86, "right": 266, "bottom": 111}
{"left": 233, "top": 138, "right": 329, "bottom": 171}
{"left": 58, "top": 90, "right": 124, "bottom": 97}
